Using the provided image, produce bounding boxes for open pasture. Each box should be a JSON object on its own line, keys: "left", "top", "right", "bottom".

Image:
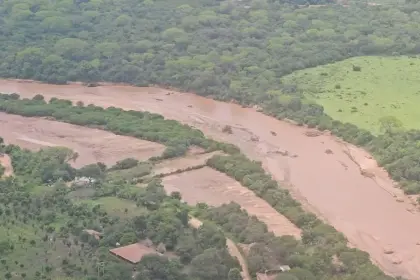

{"left": 282, "top": 56, "right": 420, "bottom": 133}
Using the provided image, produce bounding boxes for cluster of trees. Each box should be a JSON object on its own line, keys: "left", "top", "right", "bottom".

{"left": 5, "top": 144, "right": 78, "bottom": 183}
{"left": 94, "top": 180, "right": 241, "bottom": 280}
{"left": 0, "top": 175, "right": 121, "bottom": 279}
{"left": 2, "top": 0, "right": 420, "bottom": 100}
{"left": 369, "top": 129, "right": 420, "bottom": 195}
{"left": 206, "top": 155, "right": 392, "bottom": 280}
{"left": 0, "top": 93, "right": 237, "bottom": 157}
{"left": 0, "top": 146, "right": 242, "bottom": 280}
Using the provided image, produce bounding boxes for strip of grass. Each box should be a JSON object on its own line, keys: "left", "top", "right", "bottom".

{"left": 282, "top": 56, "right": 420, "bottom": 133}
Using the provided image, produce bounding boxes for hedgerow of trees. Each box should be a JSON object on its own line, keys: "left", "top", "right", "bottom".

{"left": 205, "top": 154, "right": 394, "bottom": 280}
{"left": 0, "top": 93, "right": 238, "bottom": 158}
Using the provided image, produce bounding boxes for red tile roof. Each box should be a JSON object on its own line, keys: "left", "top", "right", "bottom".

{"left": 110, "top": 243, "right": 157, "bottom": 264}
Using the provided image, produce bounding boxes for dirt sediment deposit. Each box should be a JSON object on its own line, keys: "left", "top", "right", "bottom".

{"left": 1, "top": 80, "right": 420, "bottom": 279}
{"left": 163, "top": 167, "right": 302, "bottom": 238}
{"left": 0, "top": 112, "right": 165, "bottom": 168}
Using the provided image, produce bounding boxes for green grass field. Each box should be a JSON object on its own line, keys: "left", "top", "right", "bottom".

{"left": 282, "top": 56, "right": 420, "bottom": 133}
{"left": 78, "top": 196, "right": 147, "bottom": 218}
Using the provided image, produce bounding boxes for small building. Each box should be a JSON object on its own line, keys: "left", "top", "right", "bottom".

{"left": 256, "top": 265, "right": 291, "bottom": 280}
{"left": 110, "top": 242, "right": 158, "bottom": 264}
{"left": 278, "top": 265, "right": 291, "bottom": 272}
{"left": 73, "top": 177, "right": 97, "bottom": 187}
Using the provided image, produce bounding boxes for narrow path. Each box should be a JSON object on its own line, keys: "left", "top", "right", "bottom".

{"left": 188, "top": 217, "right": 252, "bottom": 280}
{"left": 0, "top": 154, "right": 13, "bottom": 177}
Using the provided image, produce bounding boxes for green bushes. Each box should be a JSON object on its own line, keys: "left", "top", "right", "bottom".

{"left": 109, "top": 158, "right": 139, "bottom": 170}
{"left": 6, "top": 145, "right": 77, "bottom": 183}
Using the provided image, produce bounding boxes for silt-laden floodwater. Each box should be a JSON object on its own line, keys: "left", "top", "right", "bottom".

{"left": 1, "top": 80, "right": 420, "bottom": 279}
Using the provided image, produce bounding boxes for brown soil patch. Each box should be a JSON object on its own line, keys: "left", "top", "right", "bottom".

{"left": 2, "top": 80, "right": 420, "bottom": 279}
{"left": 152, "top": 151, "right": 222, "bottom": 176}
{"left": 163, "top": 167, "right": 301, "bottom": 238}
{"left": 0, "top": 154, "right": 13, "bottom": 177}
{"left": 0, "top": 112, "right": 165, "bottom": 168}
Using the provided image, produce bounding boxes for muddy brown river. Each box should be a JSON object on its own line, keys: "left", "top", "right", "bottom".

{"left": 1, "top": 80, "right": 420, "bottom": 279}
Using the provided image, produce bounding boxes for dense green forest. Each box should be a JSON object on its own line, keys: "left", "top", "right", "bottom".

{"left": 2, "top": 0, "right": 420, "bottom": 193}
{"left": 1, "top": 0, "right": 420, "bottom": 97}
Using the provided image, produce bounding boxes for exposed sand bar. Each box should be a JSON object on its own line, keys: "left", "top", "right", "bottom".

{"left": 0, "top": 112, "right": 165, "bottom": 168}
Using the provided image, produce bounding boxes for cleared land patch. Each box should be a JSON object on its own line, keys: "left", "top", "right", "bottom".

{"left": 162, "top": 167, "right": 301, "bottom": 238}
{"left": 282, "top": 56, "right": 420, "bottom": 133}
{"left": 0, "top": 112, "right": 165, "bottom": 167}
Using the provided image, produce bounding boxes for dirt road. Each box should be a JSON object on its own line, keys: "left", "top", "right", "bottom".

{"left": 1, "top": 80, "right": 420, "bottom": 279}
{"left": 0, "top": 154, "right": 13, "bottom": 177}
{"left": 188, "top": 217, "right": 251, "bottom": 280}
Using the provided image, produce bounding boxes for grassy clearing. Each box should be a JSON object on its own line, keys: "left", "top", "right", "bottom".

{"left": 282, "top": 56, "right": 420, "bottom": 133}
{"left": 78, "top": 197, "right": 147, "bottom": 218}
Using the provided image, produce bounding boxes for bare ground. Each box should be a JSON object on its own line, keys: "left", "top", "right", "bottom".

{"left": 162, "top": 167, "right": 302, "bottom": 238}
{"left": 0, "top": 154, "right": 13, "bottom": 177}
{"left": 2, "top": 80, "right": 420, "bottom": 279}
{"left": 0, "top": 112, "right": 165, "bottom": 168}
